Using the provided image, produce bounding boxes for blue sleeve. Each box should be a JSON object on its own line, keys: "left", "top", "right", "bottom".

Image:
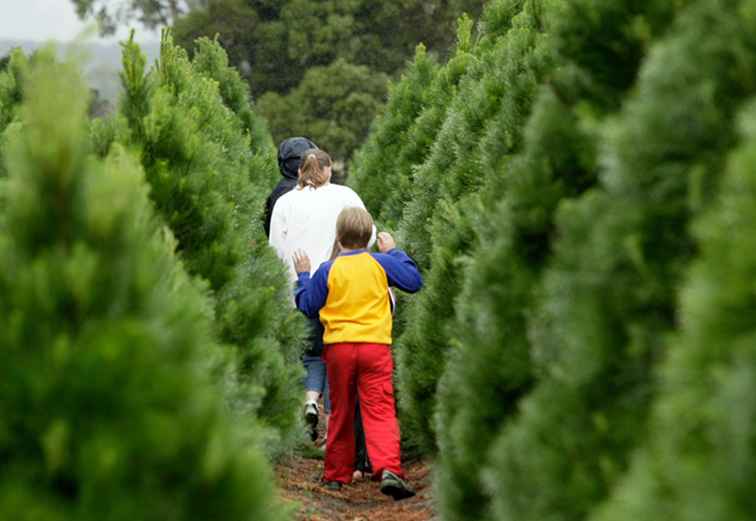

{"left": 295, "top": 262, "right": 331, "bottom": 319}
{"left": 373, "top": 249, "right": 423, "bottom": 293}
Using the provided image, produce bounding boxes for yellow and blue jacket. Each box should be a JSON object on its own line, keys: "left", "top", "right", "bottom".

{"left": 295, "top": 249, "right": 423, "bottom": 345}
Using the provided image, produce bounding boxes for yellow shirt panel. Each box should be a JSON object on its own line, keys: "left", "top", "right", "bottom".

{"left": 320, "top": 253, "right": 393, "bottom": 345}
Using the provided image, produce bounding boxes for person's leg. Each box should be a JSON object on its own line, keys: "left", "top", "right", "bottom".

{"left": 303, "top": 355, "right": 325, "bottom": 441}
{"left": 323, "top": 343, "right": 358, "bottom": 484}
{"left": 355, "top": 343, "right": 402, "bottom": 478}
{"left": 321, "top": 364, "right": 331, "bottom": 445}
{"left": 354, "top": 400, "right": 371, "bottom": 478}
{"left": 355, "top": 343, "right": 415, "bottom": 500}
{"left": 303, "top": 318, "right": 326, "bottom": 440}
{"left": 303, "top": 355, "right": 324, "bottom": 406}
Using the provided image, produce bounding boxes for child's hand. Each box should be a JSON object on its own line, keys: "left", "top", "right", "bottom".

{"left": 377, "top": 232, "right": 396, "bottom": 253}
{"left": 293, "top": 250, "right": 312, "bottom": 274}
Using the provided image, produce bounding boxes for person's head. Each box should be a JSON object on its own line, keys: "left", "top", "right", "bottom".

{"left": 277, "top": 137, "right": 318, "bottom": 180}
{"left": 298, "top": 149, "right": 332, "bottom": 189}
{"left": 336, "top": 207, "right": 374, "bottom": 250}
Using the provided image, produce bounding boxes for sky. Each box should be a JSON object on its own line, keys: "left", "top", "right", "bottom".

{"left": 0, "top": 0, "right": 157, "bottom": 42}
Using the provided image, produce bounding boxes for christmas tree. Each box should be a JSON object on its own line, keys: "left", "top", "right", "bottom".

{"left": 0, "top": 53, "right": 284, "bottom": 520}
{"left": 593, "top": 98, "right": 756, "bottom": 521}
{"left": 349, "top": 44, "right": 440, "bottom": 228}
{"left": 395, "top": 0, "right": 552, "bottom": 456}
{"left": 104, "top": 33, "right": 305, "bottom": 452}
{"left": 488, "top": 2, "right": 756, "bottom": 520}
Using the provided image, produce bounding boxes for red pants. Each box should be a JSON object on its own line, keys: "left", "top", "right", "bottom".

{"left": 323, "top": 343, "right": 403, "bottom": 483}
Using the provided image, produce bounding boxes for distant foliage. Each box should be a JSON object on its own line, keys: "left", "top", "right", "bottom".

{"left": 0, "top": 50, "right": 39, "bottom": 221}
{"left": 258, "top": 59, "right": 388, "bottom": 163}
{"left": 69, "top": 0, "right": 185, "bottom": 35}
{"left": 168, "top": 0, "right": 485, "bottom": 161}
{"left": 0, "top": 49, "right": 27, "bottom": 180}
{"left": 172, "top": 0, "right": 485, "bottom": 97}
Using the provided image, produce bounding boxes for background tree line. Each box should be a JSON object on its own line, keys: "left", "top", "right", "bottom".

{"left": 70, "top": 0, "right": 484, "bottom": 162}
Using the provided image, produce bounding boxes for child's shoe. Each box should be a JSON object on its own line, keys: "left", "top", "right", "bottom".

{"left": 320, "top": 478, "right": 342, "bottom": 491}
{"left": 379, "top": 470, "right": 415, "bottom": 501}
{"left": 304, "top": 401, "right": 319, "bottom": 441}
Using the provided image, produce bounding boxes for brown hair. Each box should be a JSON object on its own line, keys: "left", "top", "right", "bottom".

{"left": 336, "top": 207, "right": 374, "bottom": 249}
{"left": 298, "top": 148, "right": 332, "bottom": 188}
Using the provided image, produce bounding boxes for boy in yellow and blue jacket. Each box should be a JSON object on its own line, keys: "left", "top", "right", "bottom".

{"left": 293, "top": 207, "right": 422, "bottom": 500}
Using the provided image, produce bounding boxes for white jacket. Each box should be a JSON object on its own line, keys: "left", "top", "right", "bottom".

{"left": 269, "top": 183, "right": 372, "bottom": 282}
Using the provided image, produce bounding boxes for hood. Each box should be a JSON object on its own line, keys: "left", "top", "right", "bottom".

{"left": 277, "top": 137, "right": 318, "bottom": 180}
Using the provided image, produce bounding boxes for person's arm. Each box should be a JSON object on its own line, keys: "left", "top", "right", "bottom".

{"left": 263, "top": 194, "right": 274, "bottom": 238}
{"left": 373, "top": 232, "right": 423, "bottom": 293}
{"left": 294, "top": 253, "right": 331, "bottom": 318}
{"left": 376, "top": 250, "right": 423, "bottom": 293}
{"left": 268, "top": 199, "right": 288, "bottom": 261}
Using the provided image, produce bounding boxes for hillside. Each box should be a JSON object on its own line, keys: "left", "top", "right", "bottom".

{"left": 0, "top": 38, "right": 159, "bottom": 106}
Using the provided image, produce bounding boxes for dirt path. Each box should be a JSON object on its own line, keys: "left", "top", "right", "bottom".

{"left": 276, "top": 452, "right": 435, "bottom": 521}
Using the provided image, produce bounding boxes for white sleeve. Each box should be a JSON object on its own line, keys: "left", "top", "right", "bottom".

{"left": 349, "top": 188, "right": 367, "bottom": 210}
{"left": 268, "top": 198, "right": 288, "bottom": 262}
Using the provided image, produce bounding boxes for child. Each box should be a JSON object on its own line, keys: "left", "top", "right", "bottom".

{"left": 293, "top": 207, "right": 422, "bottom": 500}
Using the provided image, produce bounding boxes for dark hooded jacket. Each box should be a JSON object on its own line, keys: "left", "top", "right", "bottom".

{"left": 263, "top": 137, "right": 319, "bottom": 237}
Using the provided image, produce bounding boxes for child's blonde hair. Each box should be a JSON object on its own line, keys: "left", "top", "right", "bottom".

{"left": 298, "top": 149, "right": 332, "bottom": 188}
{"left": 336, "top": 207, "right": 374, "bottom": 249}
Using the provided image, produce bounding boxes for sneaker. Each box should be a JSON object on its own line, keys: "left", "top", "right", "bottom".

{"left": 379, "top": 470, "right": 415, "bottom": 501}
{"left": 304, "top": 401, "right": 319, "bottom": 442}
{"left": 321, "top": 479, "right": 342, "bottom": 491}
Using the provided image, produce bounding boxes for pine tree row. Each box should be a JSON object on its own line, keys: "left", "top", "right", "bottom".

{"left": 90, "top": 32, "right": 306, "bottom": 453}
{"left": 351, "top": 0, "right": 756, "bottom": 520}
{"left": 0, "top": 50, "right": 285, "bottom": 519}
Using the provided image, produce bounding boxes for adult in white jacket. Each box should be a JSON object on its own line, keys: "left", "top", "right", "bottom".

{"left": 269, "top": 150, "right": 368, "bottom": 283}
{"left": 269, "top": 148, "right": 370, "bottom": 444}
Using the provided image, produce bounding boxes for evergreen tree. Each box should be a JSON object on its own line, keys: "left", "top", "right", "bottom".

{"left": 107, "top": 33, "right": 304, "bottom": 452}
{"left": 592, "top": 101, "right": 756, "bottom": 521}
{"left": 350, "top": 16, "right": 477, "bottom": 230}
{"left": 394, "top": 0, "right": 551, "bottom": 455}
{"left": 396, "top": 0, "right": 543, "bottom": 268}
{"left": 166, "top": 0, "right": 486, "bottom": 160}
{"left": 189, "top": 36, "right": 274, "bottom": 155}
{"left": 171, "top": 0, "right": 485, "bottom": 97}
{"left": 349, "top": 44, "right": 440, "bottom": 225}
{"left": 0, "top": 50, "right": 27, "bottom": 180}
{"left": 486, "top": 2, "right": 756, "bottom": 520}
{"left": 257, "top": 59, "right": 388, "bottom": 162}
{"left": 0, "top": 50, "right": 24, "bottom": 130}
{"left": 433, "top": 1, "right": 691, "bottom": 519}
{"left": 0, "top": 54, "right": 283, "bottom": 520}
{"left": 348, "top": 19, "right": 477, "bottom": 455}
{"left": 380, "top": 23, "right": 476, "bottom": 230}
